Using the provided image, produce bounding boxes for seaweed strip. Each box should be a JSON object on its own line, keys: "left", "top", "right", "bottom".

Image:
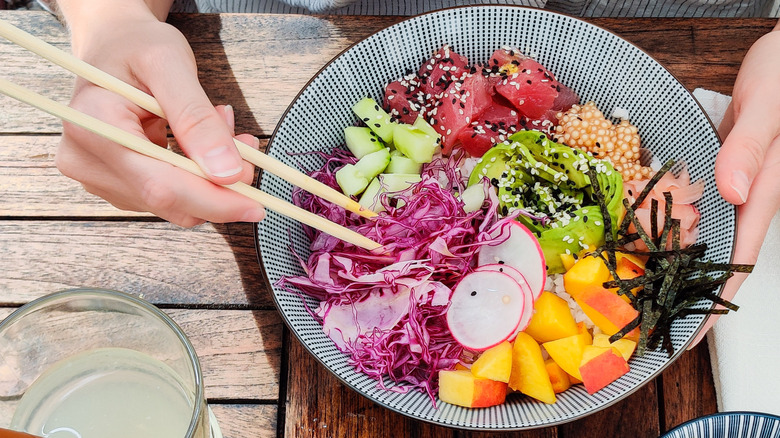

{"left": 651, "top": 198, "right": 659, "bottom": 246}
{"left": 631, "top": 159, "right": 674, "bottom": 209}
{"left": 591, "top": 159, "right": 752, "bottom": 358}
{"left": 610, "top": 314, "right": 641, "bottom": 343}
{"left": 689, "top": 261, "right": 754, "bottom": 273}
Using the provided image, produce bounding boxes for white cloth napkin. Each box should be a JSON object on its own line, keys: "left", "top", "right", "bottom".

{"left": 693, "top": 88, "right": 780, "bottom": 416}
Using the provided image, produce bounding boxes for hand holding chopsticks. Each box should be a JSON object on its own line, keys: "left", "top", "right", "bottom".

{"left": 0, "top": 19, "right": 381, "bottom": 251}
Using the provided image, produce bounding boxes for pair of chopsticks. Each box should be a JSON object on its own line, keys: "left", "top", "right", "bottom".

{"left": 0, "top": 19, "right": 382, "bottom": 251}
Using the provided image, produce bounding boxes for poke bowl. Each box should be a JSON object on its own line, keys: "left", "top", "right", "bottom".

{"left": 255, "top": 5, "right": 733, "bottom": 430}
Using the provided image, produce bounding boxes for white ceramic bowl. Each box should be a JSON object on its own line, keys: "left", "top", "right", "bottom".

{"left": 256, "top": 5, "right": 731, "bottom": 430}
{"left": 662, "top": 412, "right": 780, "bottom": 437}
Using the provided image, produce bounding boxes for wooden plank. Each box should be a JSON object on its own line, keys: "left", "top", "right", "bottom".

{"left": 166, "top": 309, "right": 283, "bottom": 400}
{"left": 558, "top": 382, "right": 661, "bottom": 438}
{"left": 284, "top": 336, "right": 558, "bottom": 438}
{"left": 0, "top": 135, "right": 272, "bottom": 217}
{"left": 659, "top": 343, "right": 718, "bottom": 432}
{"left": 0, "top": 221, "right": 274, "bottom": 307}
{"left": 210, "top": 404, "right": 278, "bottom": 438}
{"left": 1, "top": 12, "right": 774, "bottom": 134}
{"left": 593, "top": 18, "right": 774, "bottom": 95}
{"left": 0, "top": 307, "right": 282, "bottom": 400}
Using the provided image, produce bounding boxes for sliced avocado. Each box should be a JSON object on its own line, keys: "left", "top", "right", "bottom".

{"left": 468, "top": 130, "right": 624, "bottom": 274}
{"left": 538, "top": 208, "right": 607, "bottom": 273}
{"left": 467, "top": 143, "right": 515, "bottom": 186}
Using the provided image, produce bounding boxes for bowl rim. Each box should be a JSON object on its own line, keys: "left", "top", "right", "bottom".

{"left": 661, "top": 411, "right": 780, "bottom": 437}
{"left": 254, "top": 4, "right": 732, "bottom": 430}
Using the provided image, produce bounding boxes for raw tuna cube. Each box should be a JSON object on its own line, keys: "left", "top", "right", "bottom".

{"left": 457, "top": 100, "right": 520, "bottom": 157}
{"left": 433, "top": 71, "right": 493, "bottom": 154}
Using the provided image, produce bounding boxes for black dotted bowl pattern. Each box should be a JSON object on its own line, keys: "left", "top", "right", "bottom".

{"left": 661, "top": 412, "right": 780, "bottom": 438}
{"left": 256, "top": 5, "right": 733, "bottom": 430}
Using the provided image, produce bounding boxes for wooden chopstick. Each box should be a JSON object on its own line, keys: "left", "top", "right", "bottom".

{"left": 0, "top": 19, "right": 377, "bottom": 219}
{"left": 0, "top": 78, "right": 382, "bottom": 251}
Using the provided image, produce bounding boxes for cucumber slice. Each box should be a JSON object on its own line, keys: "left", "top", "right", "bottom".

{"left": 352, "top": 97, "right": 396, "bottom": 143}
{"left": 335, "top": 148, "right": 391, "bottom": 196}
{"left": 386, "top": 151, "right": 423, "bottom": 174}
{"left": 358, "top": 173, "right": 423, "bottom": 212}
{"left": 393, "top": 124, "right": 439, "bottom": 164}
{"left": 344, "top": 126, "right": 384, "bottom": 159}
{"left": 354, "top": 148, "right": 391, "bottom": 180}
{"left": 413, "top": 116, "right": 440, "bottom": 138}
{"left": 336, "top": 164, "right": 370, "bottom": 196}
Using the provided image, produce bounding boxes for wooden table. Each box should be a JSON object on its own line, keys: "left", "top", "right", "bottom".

{"left": 0, "top": 10, "right": 775, "bottom": 438}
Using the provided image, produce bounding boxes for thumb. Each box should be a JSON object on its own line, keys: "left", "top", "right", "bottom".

{"left": 714, "top": 103, "right": 780, "bottom": 206}
{"left": 139, "top": 41, "right": 243, "bottom": 184}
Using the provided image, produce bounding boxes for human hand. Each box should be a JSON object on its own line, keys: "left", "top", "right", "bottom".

{"left": 54, "top": 0, "right": 265, "bottom": 227}
{"left": 688, "top": 22, "right": 780, "bottom": 348}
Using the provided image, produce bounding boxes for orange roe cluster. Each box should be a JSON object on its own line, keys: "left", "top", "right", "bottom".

{"left": 554, "top": 102, "right": 653, "bottom": 181}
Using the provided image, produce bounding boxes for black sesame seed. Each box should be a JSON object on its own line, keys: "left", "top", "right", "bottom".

{"left": 470, "top": 291, "right": 477, "bottom": 296}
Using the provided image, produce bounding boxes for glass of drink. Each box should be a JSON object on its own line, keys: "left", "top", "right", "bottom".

{"left": 0, "top": 288, "right": 216, "bottom": 438}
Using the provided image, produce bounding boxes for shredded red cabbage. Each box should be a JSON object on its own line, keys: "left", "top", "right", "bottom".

{"left": 277, "top": 148, "right": 517, "bottom": 403}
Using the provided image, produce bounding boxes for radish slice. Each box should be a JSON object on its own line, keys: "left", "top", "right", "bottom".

{"left": 478, "top": 220, "right": 546, "bottom": 300}
{"left": 475, "top": 264, "right": 534, "bottom": 335}
{"left": 446, "top": 270, "right": 525, "bottom": 351}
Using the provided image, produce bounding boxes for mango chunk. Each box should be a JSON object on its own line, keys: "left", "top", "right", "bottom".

{"left": 524, "top": 292, "right": 579, "bottom": 343}
{"left": 509, "top": 333, "right": 556, "bottom": 404}
{"left": 544, "top": 358, "right": 572, "bottom": 393}
{"left": 438, "top": 370, "right": 507, "bottom": 408}
{"left": 575, "top": 287, "right": 640, "bottom": 341}
{"left": 542, "top": 331, "right": 593, "bottom": 381}
{"left": 578, "top": 345, "right": 629, "bottom": 395}
{"left": 592, "top": 333, "right": 637, "bottom": 362}
{"left": 560, "top": 253, "right": 576, "bottom": 272}
{"left": 471, "top": 341, "right": 512, "bottom": 383}
{"left": 563, "top": 254, "right": 610, "bottom": 300}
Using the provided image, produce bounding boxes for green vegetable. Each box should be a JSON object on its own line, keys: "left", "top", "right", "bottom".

{"left": 386, "top": 150, "right": 423, "bottom": 174}
{"left": 344, "top": 126, "right": 385, "bottom": 159}
{"left": 358, "top": 173, "right": 422, "bottom": 212}
{"left": 352, "top": 97, "right": 396, "bottom": 143}
{"left": 335, "top": 148, "right": 391, "bottom": 196}
{"left": 468, "top": 130, "right": 624, "bottom": 273}
{"left": 392, "top": 124, "right": 439, "bottom": 164}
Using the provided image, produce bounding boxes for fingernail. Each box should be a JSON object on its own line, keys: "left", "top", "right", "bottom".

{"left": 202, "top": 145, "right": 243, "bottom": 178}
{"left": 252, "top": 136, "right": 260, "bottom": 148}
{"left": 731, "top": 170, "right": 751, "bottom": 203}
{"left": 224, "top": 104, "right": 235, "bottom": 131}
{"left": 241, "top": 206, "right": 265, "bottom": 223}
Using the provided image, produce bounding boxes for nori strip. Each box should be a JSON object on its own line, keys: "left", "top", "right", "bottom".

{"left": 651, "top": 198, "right": 659, "bottom": 245}
{"left": 631, "top": 159, "right": 674, "bottom": 210}
{"left": 596, "top": 160, "right": 753, "bottom": 357}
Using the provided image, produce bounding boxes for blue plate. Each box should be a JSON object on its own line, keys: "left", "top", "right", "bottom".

{"left": 662, "top": 412, "right": 780, "bottom": 438}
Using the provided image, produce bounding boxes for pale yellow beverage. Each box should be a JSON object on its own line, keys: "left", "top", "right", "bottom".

{"left": 10, "top": 347, "right": 200, "bottom": 438}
